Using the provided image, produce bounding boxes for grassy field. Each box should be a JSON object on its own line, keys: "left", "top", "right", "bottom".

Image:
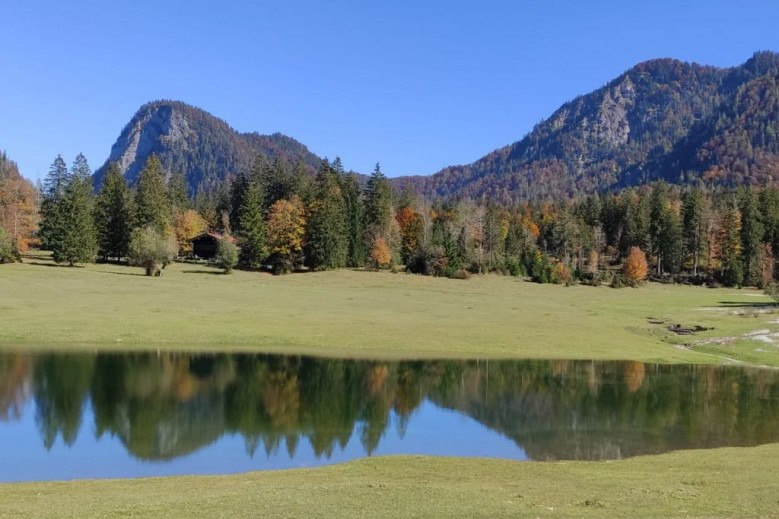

{"left": 3, "top": 446, "right": 779, "bottom": 519}
{"left": 3, "top": 256, "right": 779, "bottom": 518}
{"left": 1, "top": 253, "right": 778, "bottom": 365}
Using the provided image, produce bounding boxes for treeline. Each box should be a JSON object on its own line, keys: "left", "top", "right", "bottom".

{"left": 9, "top": 150, "right": 779, "bottom": 288}
{"left": 0, "top": 151, "right": 38, "bottom": 262}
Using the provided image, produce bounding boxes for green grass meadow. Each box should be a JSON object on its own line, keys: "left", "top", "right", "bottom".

{"left": 3, "top": 447, "right": 779, "bottom": 519}
{"left": 3, "top": 255, "right": 779, "bottom": 518}
{"left": 1, "top": 254, "right": 779, "bottom": 365}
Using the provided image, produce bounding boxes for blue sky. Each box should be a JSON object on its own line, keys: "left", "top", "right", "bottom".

{"left": 1, "top": 1, "right": 778, "bottom": 182}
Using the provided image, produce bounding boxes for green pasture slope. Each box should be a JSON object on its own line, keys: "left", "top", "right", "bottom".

{"left": 2, "top": 255, "right": 779, "bottom": 518}
{"left": 1, "top": 254, "right": 778, "bottom": 365}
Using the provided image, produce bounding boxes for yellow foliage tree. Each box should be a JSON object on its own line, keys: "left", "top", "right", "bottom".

{"left": 267, "top": 196, "right": 306, "bottom": 274}
{"left": 623, "top": 246, "right": 649, "bottom": 286}
{"left": 174, "top": 209, "right": 207, "bottom": 256}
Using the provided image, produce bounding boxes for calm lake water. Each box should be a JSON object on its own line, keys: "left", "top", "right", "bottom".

{"left": 1, "top": 351, "right": 779, "bottom": 482}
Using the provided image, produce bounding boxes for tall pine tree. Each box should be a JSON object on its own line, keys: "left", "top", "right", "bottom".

{"left": 95, "top": 163, "right": 134, "bottom": 261}
{"left": 305, "top": 160, "right": 348, "bottom": 270}
{"left": 38, "top": 155, "right": 70, "bottom": 251}
{"left": 135, "top": 155, "right": 172, "bottom": 233}
{"left": 53, "top": 154, "right": 97, "bottom": 265}
{"left": 340, "top": 170, "right": 366, "bottom": 267}
{"left": 238, "top": 179, "right": 267, "bottom": 269}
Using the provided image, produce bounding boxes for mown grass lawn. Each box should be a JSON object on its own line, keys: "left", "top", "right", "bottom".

{"left": 3, "top": 446, "right": 779, "bottom": 519}
{"left": 1, "top": 253, "right": 778, "bottom": 365}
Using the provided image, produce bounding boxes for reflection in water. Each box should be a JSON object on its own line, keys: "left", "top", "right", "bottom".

{"left": 2, "top": 352, "right": 779, "bottom": 468}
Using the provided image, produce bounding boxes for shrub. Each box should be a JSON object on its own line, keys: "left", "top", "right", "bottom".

{"left": 128, "top": 226, "right": 178, "bottom": 276}
{"left": 216, "top": 239, "right": 238, "bottom": 274}
{"left": 0, "top": 228, "right": 20, "bottom": 264}
{"left": 451, "top": 268, "right": 472, "bottom": 280}
{"left": 505, "top": 257, "right": 524, "bottom": 277}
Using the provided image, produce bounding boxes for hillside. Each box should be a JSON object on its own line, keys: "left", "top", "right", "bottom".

{"left": 93, "top": 100, "right": 322, "bottom": 193}
{"left": 408, "top": 51, "right": 779, "bottom": 201}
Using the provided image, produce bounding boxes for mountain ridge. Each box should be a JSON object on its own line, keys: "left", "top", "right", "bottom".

{"left": 403, "top": 51, "right": 779, "bottom": 200}
{"left": 96, "top": 51, "right": 779, "bottom": 200}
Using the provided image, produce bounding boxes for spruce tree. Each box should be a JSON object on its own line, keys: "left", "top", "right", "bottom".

{"left": 364, "top": 163, "right": 392, "bottom": 235}
{"left": 740, "top": 187, "right": 765, "bottom": 286}
{"left": 720, "top": 197, "right": 744, "bottom": 286}
{"left": 95, "top": 163, "right": 134, "bottom": 261}
{"left": 305, "top": 160, "right": 348, "bottom": 270}
{"left": 39, "top": 155, "right": 70, "bottom": 251}
{"left": 228, "top": 172, "right": 249, "bottom": 236}
{"left": 238, "top": 180, "right": 267, "bottom": 269}
{"left": 53, "top": 154, "right": 97, "bottom": 265}
{"left": 340, "top": 171, "right": 366, "bottom": 267}
{"left": 167, "top": 170, "right": 189, "bottom": 212}
{"left": 681, "top": 187, "right": 706, "bottom": 276}
{"left": 135, "top": 155, "right": 172, "bottom": 233}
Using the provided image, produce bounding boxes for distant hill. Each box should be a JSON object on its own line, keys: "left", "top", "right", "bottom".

{"left": 407, "top": 51, "right": 779, "bottom": 201}
{"left": 93, "top": 100, "right": 322, "bottom": 194}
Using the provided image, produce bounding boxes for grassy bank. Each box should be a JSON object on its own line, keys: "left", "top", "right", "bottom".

{"left": 1, "top": 254, "right": 778, "bottom": 365}
{"left": 3, "top": 446, "right": 779, "bottom": 519}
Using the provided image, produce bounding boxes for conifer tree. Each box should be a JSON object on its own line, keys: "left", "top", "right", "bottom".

{"left": 340, "top": 172, "right": 366, "bottom": 267}
{"left": 364, "top": 163, "right": 393, "bottom": 236}
{"left": 740, "top": 187, "right": 765, "bottom": 286}
{"left": 135, "top": 155, "right": 172, "bottom": 233}
{"left": 38, "top": 155, "right": 70, "bottom": 251}
{"left": 228, "top": 172, "right": 249, "bottom": 235}
{"left": 53, "top": 154, "right": 97, "bottom": 266}
{"left": 719, "top": 197, "right": 743, "bottom": 286}
{"left": 681, "top": 187, "right": 707, "bottom": 276}
{"left": 238, "top": 179, "right": 267, "bottom": 269}
{"left": 167, "top": 170, "right": 189, "bottom": 212}
{"left": 305, "top": 160, "right": 348, "bottom": 270}
{"left": 95, "top": 163, "right": 134, "bottom": 261}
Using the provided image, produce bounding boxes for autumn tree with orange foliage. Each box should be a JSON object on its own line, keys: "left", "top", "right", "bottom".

{"left": 370, "top": 236, "right": 392, "bottom": 269}
{"left": 266, "top": 196, "right": 306, "bottom": 274}
{"left": 623, "top": 246, "right": 648, "bottom": 286}
{"left": 396, "top": 205, "right": 424, "bottom": 264}
{"left": 0, "top": 152, "right": 38, "bottom": 251}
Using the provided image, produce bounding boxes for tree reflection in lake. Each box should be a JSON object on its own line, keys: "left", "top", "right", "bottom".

{"left": 2, "top": 351, "right": 779, "bottom": 465}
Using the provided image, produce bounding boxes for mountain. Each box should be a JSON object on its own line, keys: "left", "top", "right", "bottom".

{"left": 408, "top": 51, "right": 779, "bottom": 201}
{"left": 93, "top": 100, "right": 322, "bottom": 193}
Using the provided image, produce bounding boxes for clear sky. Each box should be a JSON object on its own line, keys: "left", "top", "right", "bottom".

{"left": 2, "top": 1, "right": 778, "bottom": 182}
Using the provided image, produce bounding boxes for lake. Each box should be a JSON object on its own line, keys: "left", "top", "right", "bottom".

{"left": 1, "top": 351, "right": 778, "bottom": 482}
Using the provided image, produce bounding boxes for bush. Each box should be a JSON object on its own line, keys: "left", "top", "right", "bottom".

{"left": 0, "top": 228, "right": 20, "bottom": 264}
{"left": 505, "top": 257, "right": 524, "bottom": 277}
{"left": 216, "top": 239, "right": 238, "bottom": 274}
{"left": 451, "top": 268, "right": 472, "bottom": 280}
{"left": 128, "top": 226, "right": 178, "bottom": 276}
{"left": 610, "top": 273, "right": 626, "bottom": 289}
{"left": 407, "top": 245, "right": 449, "bottom": 277}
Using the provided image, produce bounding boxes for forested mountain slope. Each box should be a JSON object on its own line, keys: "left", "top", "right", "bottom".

{"left": 408, "top": 51, "right": 779, "bottom": 201}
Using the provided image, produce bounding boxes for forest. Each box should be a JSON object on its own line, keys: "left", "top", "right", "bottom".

{"left": 2, "top": 147, "right": 779, "bottom": 290}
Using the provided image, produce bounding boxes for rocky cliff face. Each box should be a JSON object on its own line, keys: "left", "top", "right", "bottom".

{"left": 94, "top": 101, "right": 321, "bottom": 194}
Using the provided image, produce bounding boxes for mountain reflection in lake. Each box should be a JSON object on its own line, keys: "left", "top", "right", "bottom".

{"left": 1, "top": 351, "right": 779, "bottom": 481}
